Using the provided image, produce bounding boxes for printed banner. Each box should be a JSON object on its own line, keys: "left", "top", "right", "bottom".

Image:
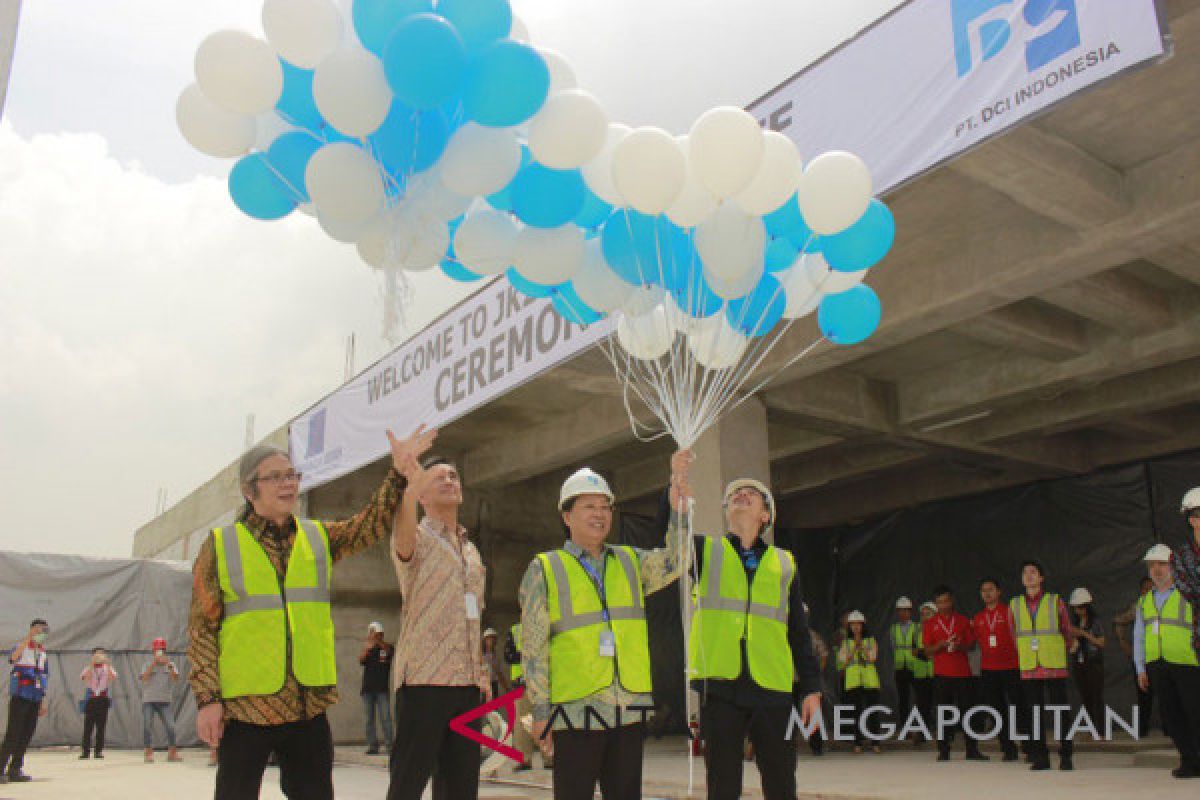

{"left": 0, "top": 0, "right": 21, "bottom": 120}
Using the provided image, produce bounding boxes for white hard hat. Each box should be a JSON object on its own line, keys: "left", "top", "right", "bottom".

{"left": 847, "top": 610, "right": 866, "bottom": 624}
{"left": 1144, "top": 543, "right": 1173, "bottom": 563}
{"left": 367, "top": 621, "right": 383, "bottom": 633}
{"left": 920, "top": 601, "right": 937, "bottom": 613}
{"left": 895, "top": 596, "right": 913, "bottom": 609}
{"left": 1068, "top": 588, "right": 1093, "bottom": 606}
{"left": 1182, "top": 487, "right": 1200, "bottom": 513}
{"left": 559, "top": 468, "right": 614, "bottom": 510}
{"left": 723, "top": 478, "right": 776, "bottom": 530}
{"left": 483, "top": 627, "right": 498, "bottom": 638}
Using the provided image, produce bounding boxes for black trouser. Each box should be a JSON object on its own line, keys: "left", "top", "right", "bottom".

{"left": 894, "top": 669, "right": 913, "bottom": 731}
{"left": 0, "top": 696, "right": 40, "bottom": 776}
{"left": 82, "top": 695, "right": 111, "bottom": 755}
{"left": 912, "top": 677, "right": 933, "bottom": 733}
{"left": 553, "top": 722, "right": 644, "bottom": 800}
{"left": 215, "top": 714, "right": 334, "bottom": 800}
{"left": 932, "top": 676, "right": 982, "bottom": 756}
{"left": 843, "top": 687, "right": 880, "bottom": 746}
{"left": 388, "top": 685, "right": 482, "bottom": 800}
{"left": 702, "top": 699, "right": 793, "bottom": 800}
{"left": 1020, "top": 677, "right": 1074, "bottom": 763}
{"left": 1147, "top": 661, "right": 1200, "bottom": 771}
{"left": 1071, "top": 661, "right": 1105, "bottom": 736}
{"left": 979, "top": 669, "right": 1022, "bottom": 756}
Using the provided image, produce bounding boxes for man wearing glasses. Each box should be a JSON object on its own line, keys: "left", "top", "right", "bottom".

{"left": 188, "top": 427, "right": 434, "bottom": 800}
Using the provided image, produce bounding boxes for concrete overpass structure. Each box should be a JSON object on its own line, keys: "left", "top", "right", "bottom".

{"left": 134, "top": 0, "right": 1200, "bottom": 743}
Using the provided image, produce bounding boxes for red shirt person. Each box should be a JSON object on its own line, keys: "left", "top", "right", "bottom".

{"left": 972, "top": 577, "right": 1021, "bottom": 761}
{"left": 922, "top": 586, "right": 987, "bottom": 761}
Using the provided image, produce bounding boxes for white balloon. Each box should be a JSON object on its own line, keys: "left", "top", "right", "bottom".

{"left": 529, "top": 90, "right": 608, "bottom": 169}
{"left": 687, "top": 106, "right": 765, "bottom": 199}
{"left": 621, "top": 285, "right": 666, "bottom": 316}
{"left": 176, "top": 84, "right": 256, "bottom": 158}
{"left": 453, "top": 209, "right": 518, "bottom": 276}
{"left": 780, "top": 260, "right": 824, "bottom": 319}
{"left": 796, "top": 151, "right": 873, "bottom": 234}
{"left": 616, "top": 306, "right": 673, "bottom": 361}
{"left": 195, "top": 31, "right": 283, "bottom": 115}
{"left": 403, "top": 171, "right": 472, "bottom": 221}
{"left": 513, "top": 225, "right": 585, "bottom": 285}
{"left": 313, "top": 47, "right": 391, "bottom": 136}
{"left": 355, "top": 211, "right": 390, "bottom": 267}
{"left": 439, "top": 124, "right": 522, "bottom": 197}
{"left": 582, "top": 123, "right": 631, "bottom": 206}
{"left": 734, "top": 130, "right": 802, "bottom": 216}
{"left": 253, "top": 111, "right": 295, "bottom": 152}
{"left": 573, "top": 239, "right": 633, "bottom": 312}
{"left": 262, "top": 0, "right": 342, "bottom": 68}
{"left": 317, "top": 210, "right": 369, "bottom": 243}
{"left": 358, "top": 206, "right": 449, "bottom": 270}
{"left": 804, "top": 252, "right": 867, "bottom": 294}
{"left": 695, "top": 201, "right": 766, "bottom": 293}
{"left": 688, "top": 315, "right": 748, "bottom": 369}
{"left": 665, "top": 135, "right": 719, "bottom": 228}
{"left": 537, "top": 48, "right": 577, "bottom": 95}
{"left": 305, "top": 142, "right": 385, "bottom": 223}
{"left": 611, "top": 127, "right": 685, "bottom": 215}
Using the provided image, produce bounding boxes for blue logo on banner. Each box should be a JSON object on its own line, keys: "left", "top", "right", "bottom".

{"left": 952, "top": 0, "right": 1081, "bottom": 77}
{"left": 306, "top": 408, "right": 326, "bottom": 459}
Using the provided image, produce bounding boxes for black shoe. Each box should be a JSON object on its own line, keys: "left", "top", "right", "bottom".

{"left": 1030, "top": 760, "right": 1051, "bottom": 771}
{"left": 937, "top": 752, "right": 950, "bottom": 762}
{"left": 1060, "top": 757, "right": 1073, "bottom": 771}
{"left": 966, "top": 751, "right": 990, "bottom": 761}
{"left": 513, "top": 763, "right": 533, "bottom": 772}
{"left": 8, "top": 771, "right": 32, "bottom": 782}
{"left": 1172, "top": 766, "right": 1200, "bottom": 779}
{"left": 95, "top": 752, "right": 104, "bottom": 759}
{"left": 79, "top": 752, "right": 90, "bottom": 759}
{"left": 365, "top": 747, "right": 379, "bottom": 755}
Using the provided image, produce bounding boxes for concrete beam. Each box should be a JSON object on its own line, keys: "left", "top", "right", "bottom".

{"left": 1095, "top": 416, "right": 1177, "bottom": 440}
{"left": 1041, "top": 271, "right": 1173, "bottom": 333}
{"left": 949, "top": 124, "right": 1127, "bottom": 230}
{"left": 772, "top": 443, "right": 924, "bottom": 497}
{"left": 1146, "top": 243, "right": 1200, "bottom": 285}
{"left": 952, "top": 301, "right": 1090, "bottom": 361}
{"left": 761, "top": 371, "right": 895, "bottom": 437}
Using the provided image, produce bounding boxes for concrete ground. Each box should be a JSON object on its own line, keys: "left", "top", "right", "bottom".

{"left": 4, "top": 739, "right": 1195, "bottom": 799}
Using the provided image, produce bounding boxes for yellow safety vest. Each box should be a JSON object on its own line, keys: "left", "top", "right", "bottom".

{"left": 689, "top": 537, "right": 795, "bottom": 693}
{"left": 1141, "top": 589, "right": 1200, "bottom": 667}
{"left": 842, "top": 637, "right": 881, "bottom": 690}
{"left": 890, "top": 622, "right": 920, "bottom": 673}
{"left": 212, "top": 519, "right": 336, "bottom": 698}
{"left": 911, "top": 649, "right": 933, "bottom": 680}
{"left": 510, "top": 623, "right": 524, "bottom": 682}
{"left": 540, "top": 547, "right": 652, "bottom": 704}
{"left": 1010, "top": 593, "right": 1066, "bottom": 671}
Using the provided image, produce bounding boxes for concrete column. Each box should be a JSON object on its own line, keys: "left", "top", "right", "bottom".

{"left": 689, "top": 397, "right": 772, "bottom": 541}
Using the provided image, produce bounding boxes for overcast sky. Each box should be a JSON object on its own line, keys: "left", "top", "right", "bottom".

{"left": 0, "top": 0, "right": 901, "bottom": 557}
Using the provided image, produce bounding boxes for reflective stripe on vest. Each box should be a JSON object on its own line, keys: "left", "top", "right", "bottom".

{"left": 891, "top": 623, "right": 919, "bottom": 672}
{"left": 540, "top": 547, "right": 652, "bottom": 703}
{"left": 843, "top": 637, "right": 881, "bottom": 690}
{"left": 689, "top": 537, "right": 795, "bottom": 693}
{"left": 213, "top": 518, "right": 337, "bottom": 698}
{"left": 1141, "top": 589, "right": 1200, "bottom": 667}
{"left": 1010, "top": 593, "right": 1066, "bottom": 671}
{"left": 510, "top": 623, "right": 524, "bottom": 681}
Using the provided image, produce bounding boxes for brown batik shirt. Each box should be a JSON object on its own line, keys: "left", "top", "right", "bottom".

{"left": 188, "top": 469, "right": 404, "bottom": 725}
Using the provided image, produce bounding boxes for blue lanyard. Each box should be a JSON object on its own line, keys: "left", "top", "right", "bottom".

{"left": 574, "top": 552, "right": 611, "bottom": 623}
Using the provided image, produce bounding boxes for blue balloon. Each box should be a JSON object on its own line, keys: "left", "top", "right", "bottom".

{"left": 353, "top": 0, "right": 434, "bottom": 56}
{"left": 228, "top": 154, "right": 297, "bottom": 220}
{"left": 822, "top": 199, "right": 895, "bottom": 273}
{"left": 437, "top": 0, "right": 512, "bottom": 50}
{"left": 266, "top": 132, "right": 323, "bottom": 202}
{"left": 600, "top": 210, "right": 663, "bottom": 286}
{"left": 763, "top": 194, "right": 804, "bottom": 238}
{"left": 728, "top": 274, "right": 786, "bottom": 337}
{"left": 441, "top": 259, "right": 483, "bottom": 282}
{"left": 764, "top": 238, "right": 798, "bottom": 273}
{"left": 506, "top": 267, "right": 555, "bottom": 298}
{"left": 276, "top": 61, "right": 324, "bottom": 131}
{"left": 370, "top": 103, "right": 450, "bottom": 177}
{"left": 670, "top": 273, "right": 724, "bottom": 318}
{"left": 511, "top": 164, "right": 585, "bottom": 228}
{"left": 384, "top": 14, "right": 467, "bottom": 110}
{"left": 818, "top": 284, "right": 882, "bottom": 345}
{"left": 462, "top": 39, "right": 549, "bottom": 127}
{"left": 553, "top": 283, "right": 602, "bottom": 325}
{"left": 574, "top": 190, "right": 613, "bottom": 230}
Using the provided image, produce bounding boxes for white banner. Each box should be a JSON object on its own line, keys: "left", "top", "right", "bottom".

{"left": 0, "top": 0, "right": 21, "bottom": 121}
{"left": 291, "top": 278, "right": 614, "bottom": 490}
{"left": 747, "top": 0, "right": 1167, "bottom": 193}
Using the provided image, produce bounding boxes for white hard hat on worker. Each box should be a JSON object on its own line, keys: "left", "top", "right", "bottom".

{"left": 559, "top": 468, "right": 616, "bottom": 554}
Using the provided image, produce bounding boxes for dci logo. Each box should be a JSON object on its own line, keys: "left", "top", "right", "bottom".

{"left": 951, "top": 0, "right": 1081, "bottom": 78}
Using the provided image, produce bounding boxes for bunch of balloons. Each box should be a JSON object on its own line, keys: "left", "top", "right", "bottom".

{"left": 177, "top": 0, "right": 894, "bottom": 356}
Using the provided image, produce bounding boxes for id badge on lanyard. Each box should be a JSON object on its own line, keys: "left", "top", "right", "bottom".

{"left": 599, "top": 629, "right": 616, "bottom": 657}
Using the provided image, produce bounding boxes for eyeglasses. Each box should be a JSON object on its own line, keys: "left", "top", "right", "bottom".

{"left": 575, "top": 503, "right": 614, "bottom": 513}
{"left": 255, "top": 470, "right": 303, "bottom": 485}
